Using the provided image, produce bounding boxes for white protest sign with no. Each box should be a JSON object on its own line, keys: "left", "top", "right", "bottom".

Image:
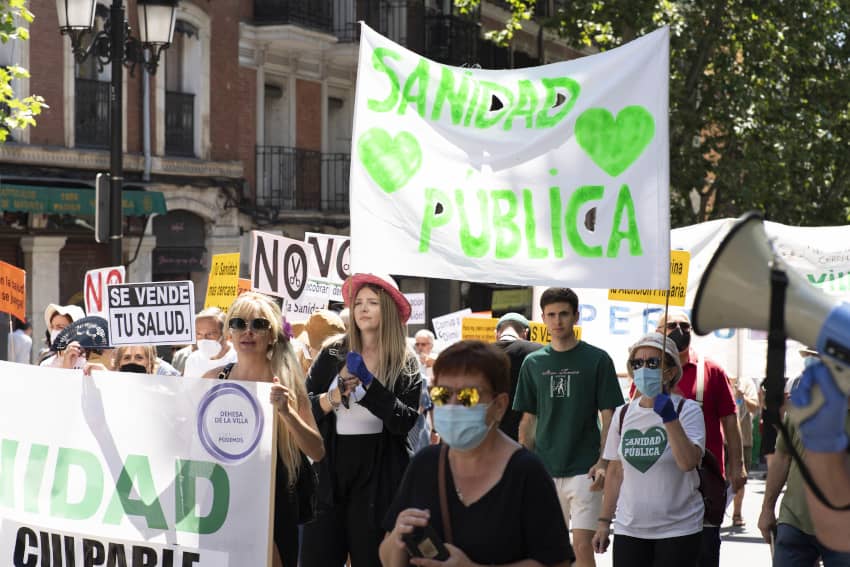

{"left": 432, "top": 308, "right": 471, "bottom": 344}
{"left": 350, "top": 25, "right": 670, "bottom": 289}
{"left": 251, "top": 230, "right": 322, "bottom": 321}
{"left": 84, "top": 266, "right": 125, "bottom": 317}
{"left": 107, "top": 281, "right": 195, "bottom": 345}
{"left": 404, "top": 292, "right": 426, "bottom": 325}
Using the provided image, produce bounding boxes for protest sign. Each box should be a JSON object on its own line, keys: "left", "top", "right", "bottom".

{"left": 205, "top": 253, "right": 241, "bottom": 311}
{"left": 301, "top": 233, "right": 351, "bottom": 304}
{"left": 404, "top": 292, "right": 426, "bottom": 325}
{"left": 251, "top": 231, "right": 320, "bottom": 319}
{"left": 238, "top": 277, "right": 251, "bottom": 296}
{"left": 462, "top": 317, "right": 497, "bottom": 342}
{"left": 107, "top": 281, "right": 195, "bottom": 346}
{"left": 0, "top": 361, "right": 274, "bottom": 565}
{"left": 0, "top": 261, "right": 25, "bottom": 321}
{"left": 350, "top": 25, "right": 670, "bottom": 289}
{"left": 432, "top": 308, "right": 471, "bottom": 344}
{"left": 84, "top": 266, "right": 125, "bottom": 318}
{"left": 608, "top": 250, "right": 690, "bottom": 306}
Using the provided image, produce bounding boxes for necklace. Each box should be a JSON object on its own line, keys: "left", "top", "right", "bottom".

{"left": 455, "top": 487, "right": 464, "bottom": 503}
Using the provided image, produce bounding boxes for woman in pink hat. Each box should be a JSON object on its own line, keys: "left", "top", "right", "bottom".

{"left": 301, "top": 273, "right": 421, "bottom": 567}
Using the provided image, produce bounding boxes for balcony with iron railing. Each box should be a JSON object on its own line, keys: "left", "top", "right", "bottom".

{"left": 75, "top": 78, "right": 111, "bottom": 149}
{"left": 255, "top": 146, "right": 350, "bottom": 214}
{"left": 165, "top": 91, "right": 195, "bottom": 157}
{"left": 254, "top": 0, "right": 334, "bottom": 32}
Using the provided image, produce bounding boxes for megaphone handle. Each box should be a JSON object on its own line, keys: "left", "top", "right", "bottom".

{"left": 786, "top": 385, "right": 826, "bottom": 425}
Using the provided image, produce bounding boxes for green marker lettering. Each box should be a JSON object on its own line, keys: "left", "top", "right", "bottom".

{"left": 398, "top": 58, "right": 430, "bottom": 117}
{"left": 0, "top": 439, "right": 18, "bottom": 508}
{"left": 565, "top": 185, "right": 604, "bottom": 257}
{"left": 419, "top": 187, "right": 453, "bottom": 252}
{"left": 550, "top": 187, "right": 564, "bottom": 259}
{"left": 535, "top": 77, "right": 581, "bottom": 128}
{"left": 24, "top": 444, "right": 48, "bottom": 513}
{"left": 457, "top": 189, "right": 491, "bottom": 257}
{"left": 474, "top": 81, "right": 516, "bottom": 129}
{"left": 431, "top": 67, "right": 471, "bottom": 125}
{"left": 103, "top": 454, "right": 168, "bottom": 530}
{"left": 523, "top": 189, "right": 547, "bottom": 259}
{"left": 463, "top": 78, "right": 480, "bottom": 127}
{"left": 607, "top": 184, "right": 642, "bottom": 257}
{"left": 367, "top": 48, "right": 402, "bottom": 113}
{"left": 504, "top": 80, "right": 539, "bottom": 131}
{"left": 491, "top": 190, "right": 521, "bottom": 259}
{"left": 175, "top": 459, "right": 230, "bottom": 535}
{"left": 51, "top": 447, "right": 104, "bottom": 520}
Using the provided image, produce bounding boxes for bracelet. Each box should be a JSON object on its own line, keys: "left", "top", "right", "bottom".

{"left": 598, "top": 517, "right": 612, "bottom": 524}
{"left": 327, "top": 390, "right": 340, "bottom": 410}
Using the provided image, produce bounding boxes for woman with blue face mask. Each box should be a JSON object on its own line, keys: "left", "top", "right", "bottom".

{"left": 592, "top": 332, "right": 706, "bottom": 567}
{"left": 380, "top": 340, "right": 575, "bottom": 567}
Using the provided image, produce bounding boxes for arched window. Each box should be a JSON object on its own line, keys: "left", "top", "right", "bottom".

{"left": 74, "top": 3, "right": 111, "bottom": 148}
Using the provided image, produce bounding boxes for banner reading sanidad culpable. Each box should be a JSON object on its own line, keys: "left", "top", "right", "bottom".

{"left": 350, "top": 24, "right": 670, "bottom": 289}
{"left": 0, "top": 362, "right": 275, "bottom": 566}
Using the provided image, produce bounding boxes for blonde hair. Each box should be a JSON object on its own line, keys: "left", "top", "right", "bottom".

{"left": 226, "top": 292, "right": 307, "bottom": 485}
{"left": 114, "top": 345, "right": 156, "bottom": 373}
{"left": 348, "top": 284, "right": 417, "bottom": 391}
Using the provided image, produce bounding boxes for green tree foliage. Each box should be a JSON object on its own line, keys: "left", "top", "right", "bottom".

{"left": 0, "top": 0, "right": 45, "bottom": 142}
{"left": 461, "top": 1, "right": 850, "bottom": 226}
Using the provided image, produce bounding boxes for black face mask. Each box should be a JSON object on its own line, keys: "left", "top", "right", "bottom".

{"left": 119, "top": 363, "right": 148, "bottom": 374}
{"left": 669, "top": 327, "right": 691, "bottom": 352}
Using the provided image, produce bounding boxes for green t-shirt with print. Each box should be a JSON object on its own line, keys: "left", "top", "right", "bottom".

{"left": 776, "top": 412, "right": 850, "bottom": 535}
{"left": 513, "top": 341, "right": 624, "bottom": 477}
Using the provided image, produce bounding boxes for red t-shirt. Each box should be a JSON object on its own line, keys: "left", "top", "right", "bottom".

{"left": 627, "top": 348, "right": 737, "bottom": 475}
{"left": 674, "top": 349, "right": 737, "bottom": 476}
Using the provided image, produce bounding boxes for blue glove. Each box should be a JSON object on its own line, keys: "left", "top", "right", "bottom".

{"left": 346, "top": 351, "right": 375, "bottom": 387}
{"left": 653, "top": 393, "right": 678, "bottom": 423}
{"left": 790, "top": 362, "right": 849, "bottom": 453}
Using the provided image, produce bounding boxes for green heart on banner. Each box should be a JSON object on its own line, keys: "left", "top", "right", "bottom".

{"left": 357, "top": 128, "right": 422, "bottom": 194}
{"left": 575, "top": 106, "right": 655, "bottom": 177}
{"left": 621, "top": 426, "right": 667, "bottom": 473}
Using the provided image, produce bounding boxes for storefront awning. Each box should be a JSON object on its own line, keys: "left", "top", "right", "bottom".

{"left": 0, "top": 184, "right": 167, "bottom": 216}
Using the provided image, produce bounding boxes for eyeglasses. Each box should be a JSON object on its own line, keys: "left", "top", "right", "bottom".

{"left": 665, "top": 322, "right": 691, "bottom": 332}
{"left": 628, "top": 357, "right": 662, "bottom": 370}
{"left": 228, "top": 318, "right": 271, "bottom": 333}
{"left": 430, "top": 385, "right": 489, "bottom": 407}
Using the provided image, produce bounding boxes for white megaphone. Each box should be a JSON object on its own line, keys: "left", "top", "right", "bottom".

{"left": 691, "top": 212, "right": 850, "bottom": 423}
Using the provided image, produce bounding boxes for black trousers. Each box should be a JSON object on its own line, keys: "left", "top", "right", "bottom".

{"left": 697, "top": 525, "right": 721, "bottom": 567}
{"left": 300, "top": 434, "right": 383, "bottom": 567}
{"left": 613, "top": 531, "right": 702, "bottom": 567}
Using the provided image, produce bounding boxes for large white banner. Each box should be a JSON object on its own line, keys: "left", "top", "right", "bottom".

{"left": 547, "top": 218, "right": 850, "bottom": 379}
{"left": 0, "top": 363, "right": 274, "bottom": 566}
{"left": 350, "top": 25, "right": 670, "bottom": 288}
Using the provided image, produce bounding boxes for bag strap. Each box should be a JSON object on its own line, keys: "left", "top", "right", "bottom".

{"left": 696, "top": 353, "right": 705, "bottom": 405}
{"left": 217, "top": 362, "right": 236, "bottom": 380}
{"left": 618, "top": 403, "right": 629, "bottom": 436}
{"left": 677, "top": 398, "right": 685, "bottom": 415}
{"left": 438, "top": 444, "right": 453, "bottom": 544}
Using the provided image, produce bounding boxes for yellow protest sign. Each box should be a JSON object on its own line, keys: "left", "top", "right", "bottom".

{"left": 608, "top": 250, "right": 690, "bottom": 306}
{"left": 461, "top": 318, "right": 498, "bottom": 343}
{"left": 205, "top": 253, "right": 240, "bottom": 311}
{"left": 529, "top": 322, "right": 581, "bottom": 345}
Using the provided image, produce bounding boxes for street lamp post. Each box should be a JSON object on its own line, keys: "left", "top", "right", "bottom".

{"left": 56, "top": 0, "right": 176, "bottom": 266}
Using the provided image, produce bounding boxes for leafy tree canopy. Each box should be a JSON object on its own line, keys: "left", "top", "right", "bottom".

{"left": 460, "top": 1, "right": 850, "bottom": 227}
{"left": 0, "top": 0, "right": 45, "bottom": 142}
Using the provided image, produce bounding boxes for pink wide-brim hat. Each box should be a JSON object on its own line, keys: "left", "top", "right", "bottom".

{"left": 342, "top": 273, "right": 411, "bottom": 324}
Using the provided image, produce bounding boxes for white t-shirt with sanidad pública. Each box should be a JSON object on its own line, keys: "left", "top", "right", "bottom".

{"left": 603, "top": 395, "right": 706, "bottom": 539}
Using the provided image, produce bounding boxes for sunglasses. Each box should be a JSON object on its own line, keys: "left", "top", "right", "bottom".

{"left": 628, "top": 357, "right": 663, "bottom": 370}
{"left": 665, "top": 322, "right": 691, "bottom": 332}
{"left": 228, "top": 318, "right": 271, "bottom": 333}
{"left": 430, "top": 385, "right": 488, "bottom": 407}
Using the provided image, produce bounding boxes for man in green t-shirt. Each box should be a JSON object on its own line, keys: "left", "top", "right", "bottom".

{"left": 757, "top": 411, "right": 850, "bottom": 565}
{"left": 513, "top": 287, "right": 624, "bottom": 567}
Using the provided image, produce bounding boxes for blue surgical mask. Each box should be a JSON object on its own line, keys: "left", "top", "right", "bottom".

{"left": 433, "top": 404, "right": 492, "bottom": 451}
{"left": 633, "top": 367, "right": 663, "bottom": 398}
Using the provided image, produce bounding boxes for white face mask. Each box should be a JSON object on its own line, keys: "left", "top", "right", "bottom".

{"left": 49, "top": 329, "right": 62, "bottom": 346}
{"left": 197, "top": 339, "right": 222, "bottom": 359}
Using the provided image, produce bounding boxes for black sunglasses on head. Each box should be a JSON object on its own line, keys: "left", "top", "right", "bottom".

{"left": 228, "top": 317, "right": 271, "bottom": 332}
